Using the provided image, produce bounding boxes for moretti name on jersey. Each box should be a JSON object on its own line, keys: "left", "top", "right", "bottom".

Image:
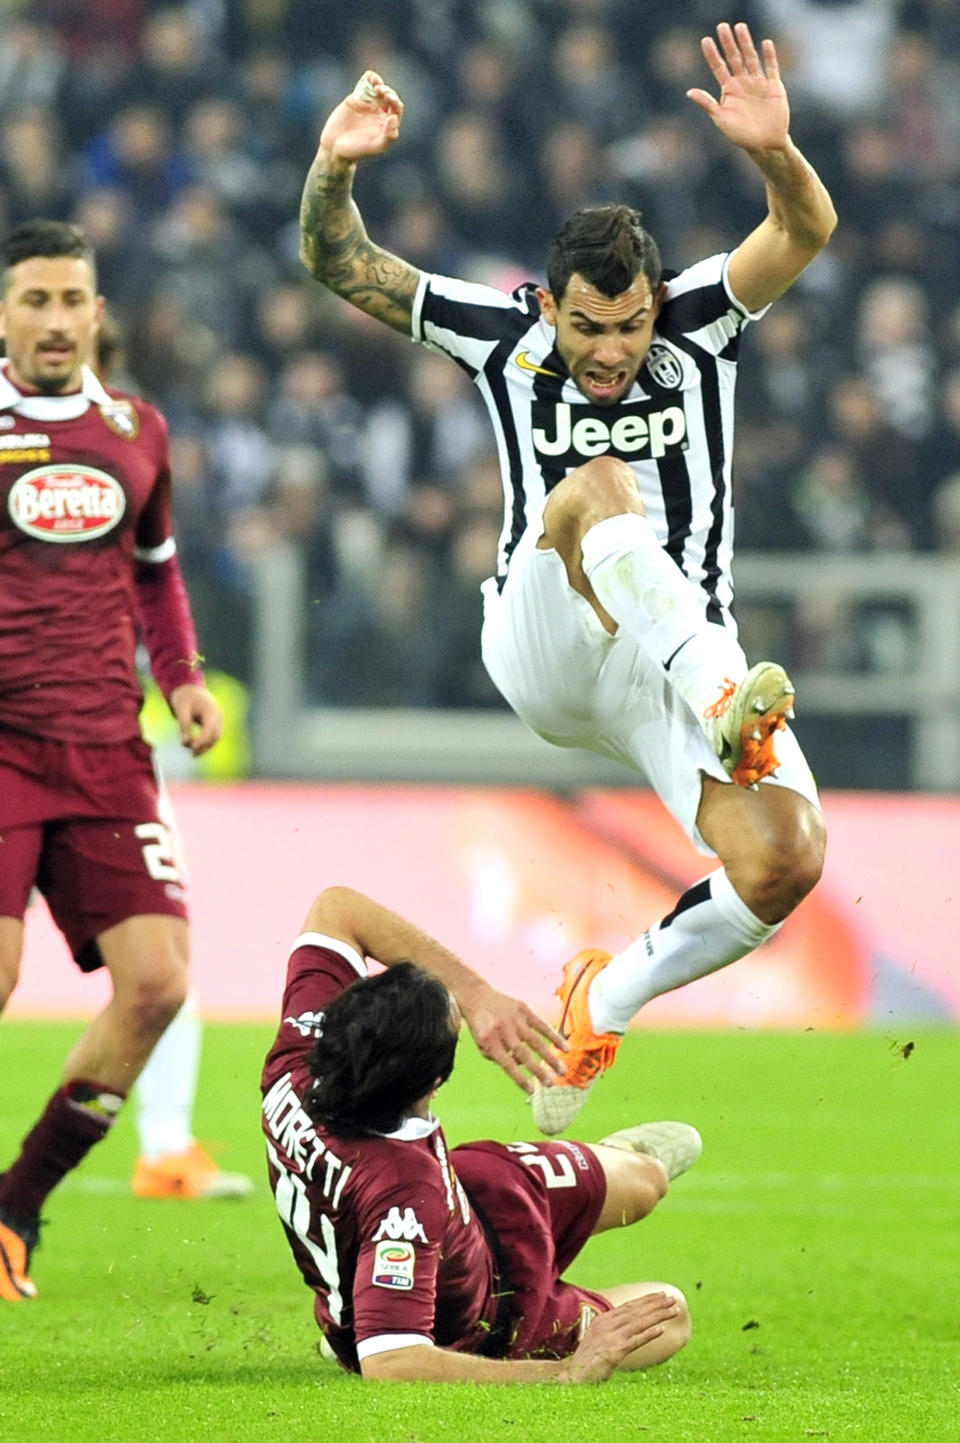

{"left": 531, "top": 399, "right": 688, "bottom": 463}
{"left": 8, "top": 463, "right": 126, "bottom": 543}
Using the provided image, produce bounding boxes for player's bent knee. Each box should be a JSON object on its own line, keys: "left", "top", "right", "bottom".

{"left": 115, "top": 965, "right": 189, "bottom": 1040}
{"left": 757, "top": 828, "right": 824, "bottom": 913}
{"left": 724, "top": 804, "right": 825, "bottom": 920}
{"left": 611, "top": 1283, "right": 692, "bottom": 1370}
{"left": 543, "top": 455, "right": 644, "bottom": 539}
{"left": 662, "top": 1287, "right": 692, "bottom": 1357}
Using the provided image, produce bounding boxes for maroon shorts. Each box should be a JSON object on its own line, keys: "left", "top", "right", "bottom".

{"left": 452, "top": 1138, "right": 612, "bottom": 1360}
{"left": 0, "top": 729, "right": 188, "bottom": 971}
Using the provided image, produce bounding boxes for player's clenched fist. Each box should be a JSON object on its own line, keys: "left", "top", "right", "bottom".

{"left": 319, "top": 70, "right": 404, "bottom": 163}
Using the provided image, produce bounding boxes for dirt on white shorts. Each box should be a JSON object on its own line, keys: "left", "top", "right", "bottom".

{"left": 480, "top": 527, "right": 820, "bottom": 854}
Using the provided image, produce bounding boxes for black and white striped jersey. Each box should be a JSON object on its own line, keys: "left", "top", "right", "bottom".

{"left": 412, "top": 253, "right": 765, "bottom": 626}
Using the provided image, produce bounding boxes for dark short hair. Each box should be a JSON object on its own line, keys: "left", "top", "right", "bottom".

{"left": 0, "top": 220, "right": 97, "bottom": 293}
{"left": 546, "top": 205, "right": 661, "bottom": 303}
{"left": 306, "top": 963, "right": 458, "bottom": 1139}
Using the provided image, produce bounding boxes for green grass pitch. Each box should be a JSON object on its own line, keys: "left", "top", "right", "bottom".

{"left": 1, "top": 1021, "right": 957, "bottom": 1443}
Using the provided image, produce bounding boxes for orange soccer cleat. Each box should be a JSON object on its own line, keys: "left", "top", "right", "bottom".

{"left": 132, "top": 1143, "right": 254, "bottom": 1201}
{"left": 530, "top": 949, "right": 623, "bottom": 1136}
{"left": 0, "top": 1204, "right": 39, "bottom": 1302}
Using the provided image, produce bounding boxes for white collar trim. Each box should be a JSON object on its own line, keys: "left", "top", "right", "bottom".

{"left": 383, "top": 1113, "right": 439, "bottom": 1141}
{"left": 0, "top": 360, "right": 111, "bottom": 420}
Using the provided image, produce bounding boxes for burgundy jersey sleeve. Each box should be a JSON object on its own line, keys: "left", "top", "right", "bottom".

{"left": 261, "top": 933, "right": 368, "bottom": 1086}
{"left": 350, "top": 1161, "right": 451, "bottom": 1358}
{"left": 131, "top": 413, "right": 205, "bottom": 702}
{"left": 133, "top": 548, "right": 205, "bottom": 703}
{"left": 131, "top": 405, "right": 173, "bottom": 552}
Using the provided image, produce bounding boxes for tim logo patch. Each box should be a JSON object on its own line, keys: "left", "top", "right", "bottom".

{"left": 372, "top": 1240, "right": 416, "bottom": 1290}
{"left": 8, "top": 464, "right": 126, "bottom": 542}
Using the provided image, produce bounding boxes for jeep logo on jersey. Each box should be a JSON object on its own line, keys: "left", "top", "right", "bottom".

{"left": 531, "top": 400, "right": 687, "bottom": 462}
{"left": 8, "top": 463, "right": 126, "bottom": 542}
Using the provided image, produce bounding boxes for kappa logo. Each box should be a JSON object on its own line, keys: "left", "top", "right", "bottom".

{"left": 8, "top": 463, "right": 126, "bottom": 542}
{"left": 532, "top": 400, "right": 687, "bottom": 461}
{"left": 644, "top": 343, "right": 685, "bottom": 390}
{"left": 373, "top": 1206, "right": 428, "bottom": 1244}
{"left": 515, "top": 350, "right": 561, "bottom": 378}
{"left": 284, "top": 1010, "right": 325, "bottom": 1039}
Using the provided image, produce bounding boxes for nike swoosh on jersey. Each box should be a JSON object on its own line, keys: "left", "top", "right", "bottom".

{"left": 515, "top": 350, "right": 561, "bottom": 378}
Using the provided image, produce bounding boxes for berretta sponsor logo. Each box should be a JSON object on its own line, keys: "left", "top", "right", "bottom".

{"left": 8, "top": 464, "right": 126, "bottom": 542}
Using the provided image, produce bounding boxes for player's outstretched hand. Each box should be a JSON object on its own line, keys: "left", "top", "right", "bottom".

{"left": 459, "top": 982, "right": 567, "bottom": 1094}
{"left": 558, "top": 1293, "right": 681, "bottom": 1384}
{"left": 686, "top": 21, "right": 789, "bottom": 153}
{"left": 170, "top": 683, "right": 223, "bottom": 757}
{"left": 320, "top": 71, "right": 404, "bottom": 163}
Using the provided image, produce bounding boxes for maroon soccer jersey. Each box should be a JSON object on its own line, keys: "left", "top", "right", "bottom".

{"left": 0, "top": 361, "right": 200, "bottom": 742}
{"left": 261, "top": 936, "right": 499, "bottom": 1373}
{"left": 261, "top": 936, "right": 612, "bottom": 1373}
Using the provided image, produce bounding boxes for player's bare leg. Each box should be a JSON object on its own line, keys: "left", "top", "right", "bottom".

{"left": 584, "top": 1133, "right": 695, "bottom": 1367}
{"left": 63, "top": 915, "right": 190, "bottom": 1092}
{"left": 697, "top": 776, "right": 824, "bottom": 925}
{"left": 589, "top": 1121, "right": 702, "bottom": 1233}
{"left": 0, "top": 917, "right": 24, "bottom": 1011}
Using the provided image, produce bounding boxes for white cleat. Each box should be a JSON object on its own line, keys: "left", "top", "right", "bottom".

{"left": 597, "top": 1121, "right": 703, "bottom": 1180}
{"left": 530, "top": 1078, "right": 599, "bottom": 1136}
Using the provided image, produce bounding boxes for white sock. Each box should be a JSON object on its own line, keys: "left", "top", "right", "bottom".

{"left": 581, "top": 513, "right": 748, "bottom": 716}
{"left": 589, "top": 869, "right": 779, "bottom": 1033}
{"left": 134, "top": 991, "right": 201, "bottom": 1158}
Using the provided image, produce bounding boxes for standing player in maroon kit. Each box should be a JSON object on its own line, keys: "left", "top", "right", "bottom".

{"left": 0, "top": 220, "right": 223, "bottom": 1302}
{"left": 262, "top": 885, "right": 699, "bottom": 1382}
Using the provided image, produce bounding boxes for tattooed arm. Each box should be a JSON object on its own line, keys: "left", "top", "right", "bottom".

{"left": 299, "top": 71, "right": 421, "bottom": 335}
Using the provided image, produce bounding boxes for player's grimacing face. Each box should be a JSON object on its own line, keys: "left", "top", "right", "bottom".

{"left": 538, "top": 271, "right": 665, "bottom": 406}
{"left": 0, "top": 255, "right": 103, "bottom": 394}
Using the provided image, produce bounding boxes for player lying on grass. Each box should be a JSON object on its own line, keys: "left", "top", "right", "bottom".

{"left": 261, "top": 886, "right": 698, "bottom": 1382}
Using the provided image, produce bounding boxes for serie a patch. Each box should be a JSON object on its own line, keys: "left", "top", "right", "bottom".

{"left": 372, "top": 1240, "right": 416, "bottom": 1290}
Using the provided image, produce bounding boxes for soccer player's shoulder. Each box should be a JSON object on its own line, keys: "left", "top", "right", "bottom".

{"left": 98, "top": 384, "right": 170, "bottom": 463}
{"left": 104, "top": 384, "right": 168, "bottom": 440}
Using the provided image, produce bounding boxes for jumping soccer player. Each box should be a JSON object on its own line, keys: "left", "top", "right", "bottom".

{"left": 298, "top": 21, "right": 836, "bottom": 1133}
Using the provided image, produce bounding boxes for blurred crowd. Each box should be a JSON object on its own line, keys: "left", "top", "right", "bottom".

{"left": 4, "top": 0, "right": 960, "bottom": 728}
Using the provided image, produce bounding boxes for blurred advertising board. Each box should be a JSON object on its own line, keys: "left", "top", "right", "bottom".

{"left": 11, "top": 785, "right": 959, "bottom": 1025}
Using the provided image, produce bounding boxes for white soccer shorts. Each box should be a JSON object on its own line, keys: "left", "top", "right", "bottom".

{"left": 480, "top": 526, "right": 820, "bottom": 854}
